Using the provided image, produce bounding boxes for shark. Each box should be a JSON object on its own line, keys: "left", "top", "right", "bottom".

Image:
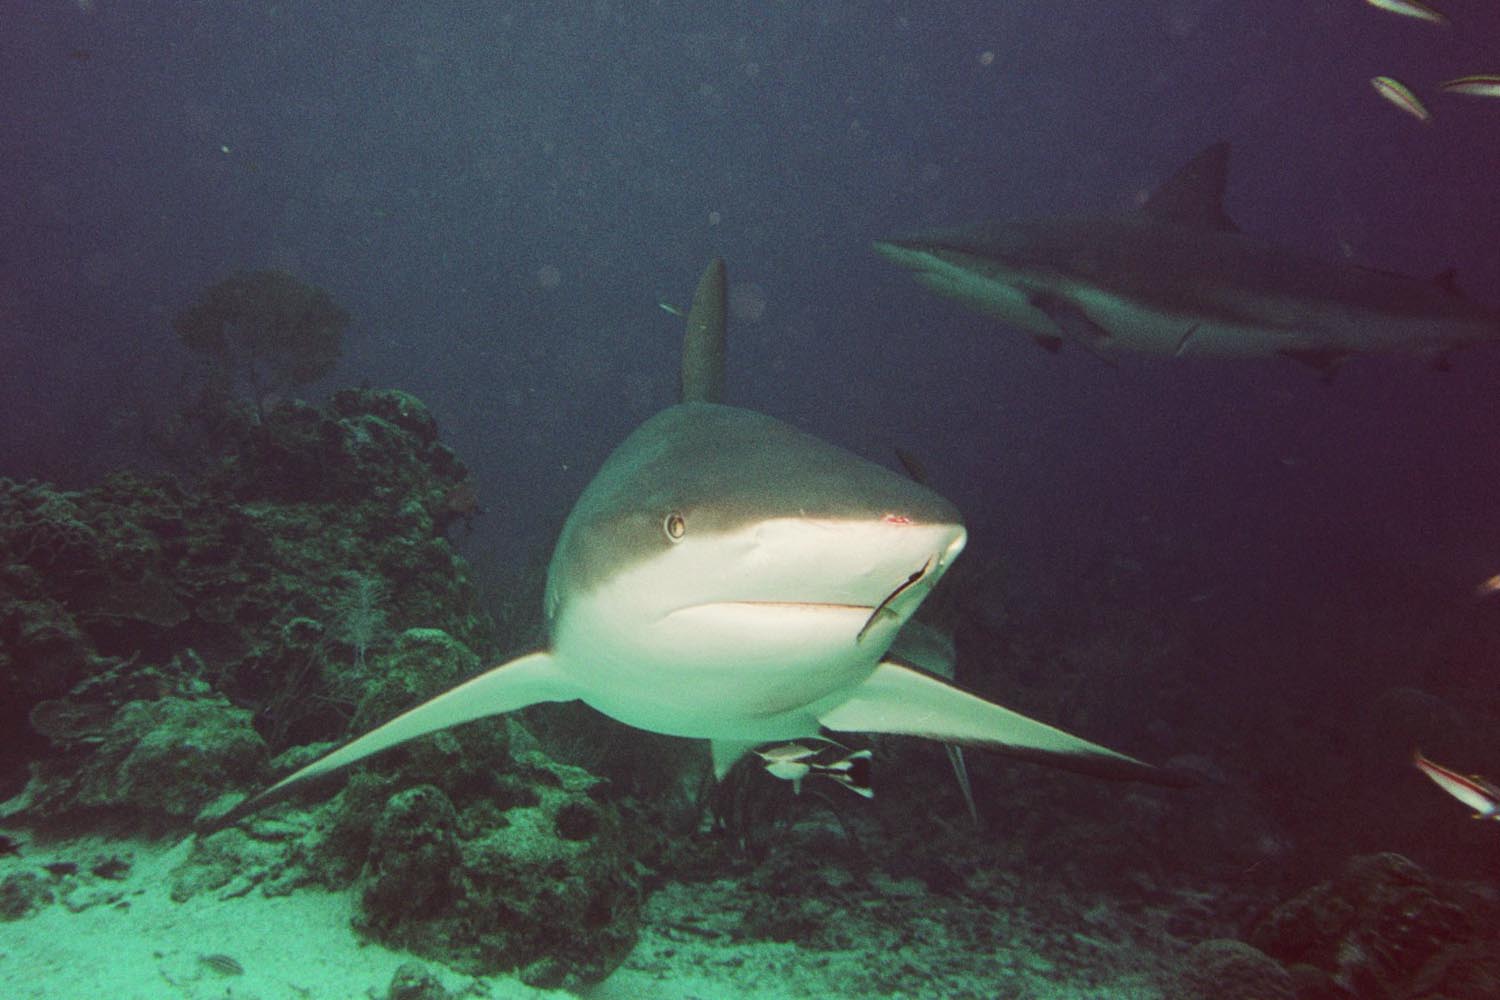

{"left": 216, "top": 259, "right": 1185, "bottom": 829}
{"left": 874, "top": 143, "right": 1500, "bottom": 376}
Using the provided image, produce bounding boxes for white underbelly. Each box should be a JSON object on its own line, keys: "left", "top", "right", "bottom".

{"left": 551, "top": 602, "right": 883, "bottom": 740}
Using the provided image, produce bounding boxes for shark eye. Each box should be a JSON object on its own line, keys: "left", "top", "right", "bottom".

{"left": 664, "top": 511, "right": 687, "bottom": 542}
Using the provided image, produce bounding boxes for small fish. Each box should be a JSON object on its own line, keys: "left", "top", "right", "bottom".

{"left": 198, "top": 954, "right": 245, "bottom": 977}
{"left": 1413, "top": 750, "right": 1500, "bottom": 820}
{"left": 1474, "top": 573, "right": 1500, "bottom": 599}
{"left": 754, "top": 739, "right": 874, "bottom": 798}
{"left": 1441, "top": 76, "right": 1500, "bottom": 99}
{"left": 657, "top": 300, "right": 685, "bottom": 317}
{"left": 1372, "top": 76, "right": 1432, "bottom": 122}
{"left": 1362, "top": 0, "right": 1448, "bottom": 26}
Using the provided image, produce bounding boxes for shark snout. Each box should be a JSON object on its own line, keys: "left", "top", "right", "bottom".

{"left": 872, "top": 238, "right": 920, "bottom": 268}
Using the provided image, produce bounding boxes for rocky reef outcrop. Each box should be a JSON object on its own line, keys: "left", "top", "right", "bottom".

{"left": 0, "top": 388, "right": 642, "bottom": 987}
{"left": 1248, "top": 852, "right": 1500, "bottom": 1000}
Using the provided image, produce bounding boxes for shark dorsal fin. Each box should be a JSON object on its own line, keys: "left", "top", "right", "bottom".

{"left": 680, "top": 257, "right": 728, "bottom": 404}
{"left": 1142, "top": 142, "right": 1240, "bottom": 233}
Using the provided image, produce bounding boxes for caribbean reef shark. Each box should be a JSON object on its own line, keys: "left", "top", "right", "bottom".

{"left": 874, "top": 143, "right": 1500, "bottom": 376}
{"left": 218, "top": 259, "right": 1185, "bottom": 829}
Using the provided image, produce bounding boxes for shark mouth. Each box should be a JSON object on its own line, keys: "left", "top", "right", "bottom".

{"left": 857, "top": 558, "right": 933, "bottom": 642}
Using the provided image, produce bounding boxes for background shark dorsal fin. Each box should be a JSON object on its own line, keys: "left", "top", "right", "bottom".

{"left": 680, "top": 257, "right": 727, "bottom": 404}
{"left": 1142, "top": 142, "right": 1240, "bottom": 233}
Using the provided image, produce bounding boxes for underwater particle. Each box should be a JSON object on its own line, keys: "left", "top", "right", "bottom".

{"left": 535, "top": 264, "right": 562, "bottom": 289}
{"left": 1474, "top": 572, "right": 1500, "bottom": 598}
{"left": 1362, "top": 0, "right": 1448, "bottom": 26}
{"left": 1371, "top": 76, "right": 1432, "bottom": 122}
{"left": 707, "top": 210, "right": 721, "bottom": 226}
{"left": 978, "top": 50, "right": 994, "bottom": 66}
{"left": 198, "top": 953, "right": 245, "bottom": 976}
{"left": 1441, "top": 75, "right": 1500, "bottom": 98}
{"left": 729, "top": 282, "right": 768, "bottom": 324}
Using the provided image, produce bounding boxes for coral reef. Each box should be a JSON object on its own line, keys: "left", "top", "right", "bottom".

{"left": 1249, "top": 852, "right": 1500, "bottom": 1000}
{"left": 17, "top": 695, "right": 265, "bottom": 826}
{"left": 0, "top": 388, "right": 494, "bottom": 811}
{"left": 354, "top": 749, "right": 640, "bottom": 990}
{"left": 1168, "top": 939, "right": 1295, "bottom": 1000}
{"left": 0, "top": 387, "right": 645, "bottom": 986}
{"left": 173, "top": 269, "right": 348, "bottom": 416}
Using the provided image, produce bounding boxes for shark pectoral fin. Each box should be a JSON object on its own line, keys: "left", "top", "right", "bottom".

{"left": 1030, "top": 293, "right": 1111, "bottom": 342}
{"left": 818, "top": 660, "right": 1195, "bottom": 788}
{"left": 207, "top": 651, "right": 574, "bottom": 830}
{"left": 1172, "top": 323, "right": 1201, "bottom": 358}
{"left": 711, "top": 739, "right": 763, "bottom": 781}
{"left": 1277, "top": 346, "right": 1348, "bottom": 381}
{"left": 889, "top": 618, "right": 957, "bottom": 680}
{"left": 1028, "top": 294, "right": 1118, "bottom": 368}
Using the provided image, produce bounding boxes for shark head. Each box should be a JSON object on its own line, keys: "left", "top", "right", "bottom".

{"left": 545, "top": 401, "right": 966, "bottom": 741}
{"left": 873, "top": 226, "right": 1067, "bottom": 336}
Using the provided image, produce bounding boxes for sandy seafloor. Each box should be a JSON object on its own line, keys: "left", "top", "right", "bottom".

{"left": 0, "top": 833, "right": 1174, "bottom": 1000}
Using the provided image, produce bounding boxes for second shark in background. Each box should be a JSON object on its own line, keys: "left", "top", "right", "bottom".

{"left": 875, "top": 143, "right": 1500, "bottom": 378}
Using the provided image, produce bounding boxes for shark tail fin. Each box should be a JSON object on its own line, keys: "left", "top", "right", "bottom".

{"left": 680, "top": 257, "right": 727, "bottom": 404}
{"left": 818, "top": 659, "right": 1198, "bottom": 788}
{"left": 204, "top": 651, "right": 575, "bottom": 831}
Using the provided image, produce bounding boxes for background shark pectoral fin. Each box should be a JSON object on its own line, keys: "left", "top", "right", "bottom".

{"left": 1030, "top": 293, "right": 1112, "bottom": 341}
{"left": 208, "top": 651, "right": 574, "bottom": 830}
{"left": 818, "top": 660, "right": 1193, "bottom": 787}
{"left": 1277, "top": 346, "right": 1348, "bottom": 380}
